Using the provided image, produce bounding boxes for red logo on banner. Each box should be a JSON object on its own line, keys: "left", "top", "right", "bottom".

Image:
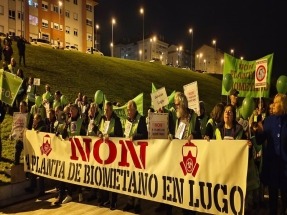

{"left": 180, "top": 141, "right": 199, "bottom": 177}
{"left": 40, "top": 134, "right": 52, "bottom": 156}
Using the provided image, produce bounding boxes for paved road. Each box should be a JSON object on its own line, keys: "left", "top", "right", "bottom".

{"left": 0, "top": 188, "right": 270, "bottom": 215}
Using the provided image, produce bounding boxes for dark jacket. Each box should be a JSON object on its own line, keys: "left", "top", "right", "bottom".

{"left": 17, "top": 38, "right": 26, "bottom": 55}
{"left": 255, "top": 114, "right": 287, "bottom": 189}
{"left": 98, "top": 112, "right": 123, "bottom": 137}
{"left": 127, "top": 111, "right": 148, "bottom": 140}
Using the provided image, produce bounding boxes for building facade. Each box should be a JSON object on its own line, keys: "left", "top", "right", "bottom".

{"left": 0, "top": 0, "right": 97, "bottom": 52}
{"left": 195, "top": 44, "right": 224, "bottom": 74}
{"left": 114, "top": 36, "right": 169, "bottom": 64}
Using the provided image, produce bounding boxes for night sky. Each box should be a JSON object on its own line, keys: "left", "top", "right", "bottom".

{"left": 95, "top": 0, "right": 286, "bottom": 77}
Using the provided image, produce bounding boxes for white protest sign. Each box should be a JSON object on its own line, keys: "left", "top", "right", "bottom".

{"left": 11, "top": 112, "right": 27, "bottom": 141}
{"left": 33, "top": 78, "right": 41, "bottom": 86}
{"left": 124, "top": 121, "right": 132, "bottom": 138}
{"left": 183, "top": 81, "right": 200, "bottom": 115}
{"left": 150, "top": 87, "right": 169, "bottom": 111}
{"left": 175, "top": 121, "right": 186, "bottom": 139}
{"left": 255, "top": 59, "right": 268, "bottom": 88}
{"left": 148, "top": 112, "right": 168, "bottom": 139}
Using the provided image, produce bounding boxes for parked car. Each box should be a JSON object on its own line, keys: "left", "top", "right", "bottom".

{"left": 64, "top": 45, "right": 78, "bottom": 51}
{"left": 86, "top": 48, "right": 104, "bottom": 56}
{"left": 31, "top": 38, "right": 53, "bottom": 48}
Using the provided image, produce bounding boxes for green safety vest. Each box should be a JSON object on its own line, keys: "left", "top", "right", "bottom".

{"left": 175, "top": 111, "right": 197, "bottom": 138}
{"left": 125, "top": 114, "right": 141, "bottom": 138}
{"left": 68, "top": 118, "right": 83, "bottom": 136}
{"left": 99, "top": 117, "right": 116, "bottom": 136}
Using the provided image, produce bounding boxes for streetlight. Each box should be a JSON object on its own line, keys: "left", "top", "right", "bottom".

{"left": 140, "top": 7, "right": 144, "bottom": 61}
{"left": 177, "top": 46, "right": 182, "bottom": 67}
{"left": 95, "top": 24, "right": 99, "bottom": 50}
{"left": 199, "top": 53, "right": 203, "bottom": 70}
{"left": 150, "top": 36, "right": 156, "bottom": 60}
{"left": 111, "top": 18, "right": 116, "bottom": 57}
{"left": 240, "top": 56, "right": 244, "bottom": 60}
{"left": 58, "top": 1, "right": 62, "bottom": 48}
{"left": 230, "top": 49, "right": 234, "bottom": 56}
{"left": 139, "top": 50, "right": 142, "bottom": 61}
{"left": 220, "top": 59, "right": 224, "bottom": 73}
{"left": 189, "top": 28, "right": 193, "bottom": 70}
{"left": 212, "top": 40, "right": 216, "bottom": 52}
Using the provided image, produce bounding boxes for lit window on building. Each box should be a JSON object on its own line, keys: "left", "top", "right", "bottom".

{"left": 42, "top": 1, "right": 48, "bottom": 11}
{"left": 29, "top": 15, "right": 38, "bottom": 25}
{"left": 42, "top": 19, "right": 48, "bottom": 28}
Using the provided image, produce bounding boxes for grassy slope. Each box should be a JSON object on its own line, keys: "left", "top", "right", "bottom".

{"left": 0, "top": 44, "right": 222, "bottom": 184}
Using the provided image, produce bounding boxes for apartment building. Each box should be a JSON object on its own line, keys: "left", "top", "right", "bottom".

{"left": 114, "top": 37, "right": 169, "bottom": 64}
{"left": 0, "top": 0, "right": 97, "bottom": 52}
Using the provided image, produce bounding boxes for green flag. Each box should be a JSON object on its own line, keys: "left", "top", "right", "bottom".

{"left": 222, "top": 53, "right": 273, "bottom": 98}
{"left": 0, "top": 71, "right": 23, "bottom": 106}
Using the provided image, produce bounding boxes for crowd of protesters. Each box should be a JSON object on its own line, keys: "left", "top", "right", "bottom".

{"left": 0, "top": 33, "right": 286, "bottom": 215}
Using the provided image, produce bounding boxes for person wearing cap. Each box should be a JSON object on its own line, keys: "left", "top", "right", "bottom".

{"left": 229, "top": 88, "right": 241, "bottom": 121}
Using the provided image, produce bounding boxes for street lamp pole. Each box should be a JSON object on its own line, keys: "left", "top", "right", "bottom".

{"left": 111, "top": 18, "right": 115, "bottom": 57}
{"left": 189, "top": 28, "right": 193, "bottom": 70}
{"left": 140, "top": 8, "right": 144, "bottom": 61}
{"left": 95, "top": 24, "right": 99, "bottom": 50}
{"left": 58, "top": 1, "right": 62, "bottom": 31}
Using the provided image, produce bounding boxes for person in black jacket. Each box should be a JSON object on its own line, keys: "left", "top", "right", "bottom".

{"left": 17, "top": 35, "right": 26, "bottom": 66}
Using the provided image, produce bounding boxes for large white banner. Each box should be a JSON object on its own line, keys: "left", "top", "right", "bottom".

{"left": 24, "top": 130, "right": 248, "bottom": 215}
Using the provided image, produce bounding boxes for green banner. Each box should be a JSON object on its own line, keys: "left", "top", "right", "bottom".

{"left": 222, "top": 53, "right": 273, "bottom": 98}
{"left": 0, "top": 71, "right": 23, "bottom": 106}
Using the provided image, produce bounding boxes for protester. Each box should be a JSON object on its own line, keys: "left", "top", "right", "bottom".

{"left": 8, "top": 57, "right": 17, "bottom": 74}
{"left": 25, "top": 76, "right": 36, "bottom": 111}
{"left": 173, "top": 91, "right": 201, "bottom": 140}
{"left": 30, "top": 96, "right": 46, "bottom": 119}
{"left": 25, "top": 113, "right": 47, "bottom": 196}
{"left": 254, "top": 93, "right": 287, "bottom": 215}
{"left": 122, "top": 100, "right": 148, "bottom": 214}
{"left": 169, "top": 91, "right": 201, "bottom": 215}
{"left": 75, "top": 92, "right": 83, "bottom": 107}
{"left": 229, "top": 88, "right": 241, "bottom": 121}
{"left": 42, "top": 84, "right": 54, "bottom": 107}
{"left": 204, "top": 102, "right": 225, "bottom": 140}
{"left": 54, "top": 104, "right": 86, "bottom": 205}
{"left": 3, "top": 33, "right": 12, "bottom": 47}
{"left": 15, "top": 69, "right": 27, "bottom": 110}
{"left": 3, "top": 45, "right": 13, "bottom": 65}
{"left": 17, "top": 35, "right": 26, "bottom": 66}
{"left": 215, "top": 104, "right": 257, "bottom": 211}
{"left": 13, "top": 101, "right": 33, "bottom": 165}
{"left": 97, "top": 101, "right": 123, "bottom": 210}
